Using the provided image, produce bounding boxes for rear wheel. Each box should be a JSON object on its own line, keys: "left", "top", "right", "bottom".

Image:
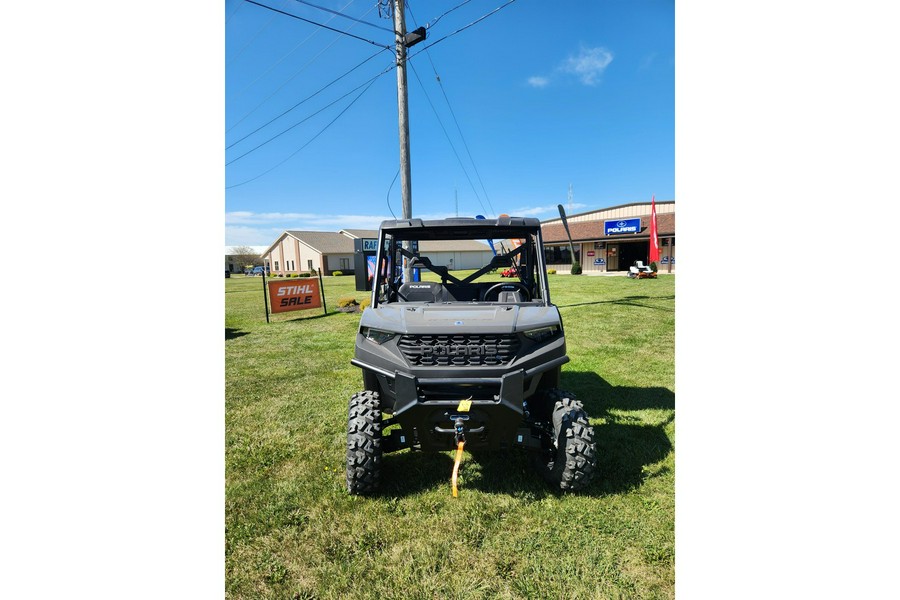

{"left": 535, "top": 390, "right": 596, "bottom": 491}
{"left": 346, "top": 391, "right": 382, "bottom": 495}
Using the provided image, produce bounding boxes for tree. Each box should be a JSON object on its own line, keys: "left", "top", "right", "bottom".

{"left": 229, "top": 246, "right": 263, "bottom": 270}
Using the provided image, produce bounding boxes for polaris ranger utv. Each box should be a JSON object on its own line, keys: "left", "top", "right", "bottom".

{"left": 346, "top": 216, "right": 596, "bottom": 495}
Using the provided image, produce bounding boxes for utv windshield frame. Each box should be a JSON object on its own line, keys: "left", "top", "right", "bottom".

{"left": 370, "top": 217, "right": 552, "bottom": 308}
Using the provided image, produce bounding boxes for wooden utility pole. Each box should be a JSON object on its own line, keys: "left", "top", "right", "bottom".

{"left": 393, "top": 0, "right": 413, "bottom": 282}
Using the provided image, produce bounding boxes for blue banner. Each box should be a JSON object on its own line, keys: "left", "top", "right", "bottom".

{"left": 604, "top": 218, "right": 641, "bottom": 235}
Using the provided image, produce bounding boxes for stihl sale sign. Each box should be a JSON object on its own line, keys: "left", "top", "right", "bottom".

{"left": 268, "top": 279, "right": 322, "bottom": 313}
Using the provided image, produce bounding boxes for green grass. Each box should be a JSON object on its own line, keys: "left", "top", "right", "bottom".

{"left": 226, "top": 272, "right": 675, "bottom": 599}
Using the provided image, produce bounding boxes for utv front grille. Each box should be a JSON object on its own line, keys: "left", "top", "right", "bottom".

{"left": 398, "top": 334, "right": 520, "bottom": 367}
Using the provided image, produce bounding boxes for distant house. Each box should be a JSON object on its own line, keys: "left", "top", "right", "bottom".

{"left": 261, "top": 228, "right": 495, "bottom": 276}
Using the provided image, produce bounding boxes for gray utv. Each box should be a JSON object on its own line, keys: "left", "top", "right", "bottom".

{"left": 346, "top": 216, "right": 596, "bottom": 494}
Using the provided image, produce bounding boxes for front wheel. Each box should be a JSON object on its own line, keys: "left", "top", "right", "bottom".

{"left": 534, "top": 391, "right": 597, "bottom": 491}
{"left": 346, "top": 391, "right": 382, "bottom": 495}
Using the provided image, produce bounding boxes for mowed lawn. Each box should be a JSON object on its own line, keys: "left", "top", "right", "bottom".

{"left": 225, "top": 272, "right": 675, "bottom": 599}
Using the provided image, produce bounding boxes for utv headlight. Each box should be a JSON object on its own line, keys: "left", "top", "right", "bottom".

{"left": 523, "top": 325, "right": 560, "bottom": 343}
{"left": 361, "top": 327, "right": 396, "bottom": 345}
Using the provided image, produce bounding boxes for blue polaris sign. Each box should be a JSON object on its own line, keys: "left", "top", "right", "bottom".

{"left": 362, "top": 239, "right": 378, "bottom": 252}
{"left": 604, "top": 218, "right": 641, "bottom": 235}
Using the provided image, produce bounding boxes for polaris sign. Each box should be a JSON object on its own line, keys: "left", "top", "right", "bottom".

{"left": 604, "top": 218, "right": 641, "bottom": 235}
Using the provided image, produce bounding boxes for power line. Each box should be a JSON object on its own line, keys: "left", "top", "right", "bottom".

{"left": 227, "top": 48, "right": 389, "bottom": 148}
{"left": 423, "top": 0, "right": 473, "bottom": 29}
{"left": 408, "top": 59, "right": 490, "bottom": 218}
{"left": 410, "top": 0, "right": 517, "bottom": 56}
{"left": 231, "top": 0, "right": 357, "bottom": 101}
{"left": 408, "top": 1, "right": 496, "bottom": 216}
{"left": 226, "top": 0, "right": 246, "bottom": 24}
{"left": 386, "top": 167, "right": 400, "bottom": 219}
{"left": 290, "top": 0, "right": 393, "bottom": 33}
{"left": 227, "top": 0, "right": 290, "bottom": 66}
{"left": 225, "top": 67, "right": 391, "bottom": 188}
{"left": 244, "top": 0, "right": 391, "bottom": 49}
{"left": 227, "top": 62, "right": 393, "bottom": 166}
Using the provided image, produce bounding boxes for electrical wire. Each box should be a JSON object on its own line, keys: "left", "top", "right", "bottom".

{"left": 231, "top": 0, "right": 357, "bottom": 102}
{"left": 290, "top": 0, "right": 393, "bottom": 32}
{"left": 386, "top": 167, "right": 400, "bottom": 219}
{"left": 227, "top": 62, "right": 393, "bottom": 166}
{"left": 225, "top": 68, "right": 390, "bottom": 189}
{"left": 226, "top": 0, "right": 246, "bottom": 24}
{"left": 407, "top": 1, "right": 496, "bottom": 216}
{"left": 409, "top": 0, "right": 517, "bottom": 56}
{"left": 227, "top": 0, "right": 291, "bottom": 66}
{"left": 227, "top": 48, "right": 389, "bottom": 149}
{"left": 244, "top": 0, "right": 391, "bottom": 49}
{"left": 408, "top": 59, "right": 490, "bottom": 218}
{"left": 423, "top": 0, "right": 473, "bottom": 29}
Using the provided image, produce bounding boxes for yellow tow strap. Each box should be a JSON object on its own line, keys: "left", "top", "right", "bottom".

{"left": 451, "top": 440, "right": 465, "bottom": 497}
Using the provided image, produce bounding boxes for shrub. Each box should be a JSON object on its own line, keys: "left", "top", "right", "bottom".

{"left": 332, "top": 270, "right": 343, "bottom": 277}
{"left": 337, "top": 296, "right": 358, "bottom": 309}
{"left": 650, "top": 261, "right": 658, "bottom": 273}
{"left": 570, "top": 262, "right": 582, "bottom": 275}
{"left": 359, "top": 297, "right": 371, "bottom": 311}
{"left": 547, "top": 269, "right": 557, "bottom": 275}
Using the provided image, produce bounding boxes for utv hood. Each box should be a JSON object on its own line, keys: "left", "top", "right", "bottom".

{"left": 359, "top": 304, "right": 563, "bottom": 335}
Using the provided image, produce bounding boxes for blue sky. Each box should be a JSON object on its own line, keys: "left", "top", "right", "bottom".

{"left": 225, "top": 0, "right": 674, "bottom": 246}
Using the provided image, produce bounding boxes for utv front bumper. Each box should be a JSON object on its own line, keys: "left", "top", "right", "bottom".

{"left": 349, "top": 355, "right": 568, "bottom": 452}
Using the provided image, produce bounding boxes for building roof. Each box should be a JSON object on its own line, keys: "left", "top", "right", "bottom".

{"left": 541, "top": 212, "right": 675, "bottom": 243}
{"left": 339, "top": 229, "right": 378, "bottom": 239}
{"left": 284, "top": 230, "right": 356, "bottom": 254}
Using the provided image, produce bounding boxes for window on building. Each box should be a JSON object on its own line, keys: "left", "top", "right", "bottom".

{"left": 544, "top": 245, "right": 580, "bottom": 265}
{"left": 308, "top": 259, "right": 313, "bottom": 270}
{"left": 340, "top": 258, "right": 350, "bottom": 270}
{"left": 274, "top": 261, "right": 279, "bottom": 270}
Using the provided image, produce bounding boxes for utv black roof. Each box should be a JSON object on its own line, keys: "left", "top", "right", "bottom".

{"left": 378, "top": 216, "right": 542, "bottom": 241}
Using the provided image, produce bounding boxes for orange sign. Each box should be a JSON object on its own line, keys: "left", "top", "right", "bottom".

{"left": 268, "top": 279, "right": 322, "bottom": 313}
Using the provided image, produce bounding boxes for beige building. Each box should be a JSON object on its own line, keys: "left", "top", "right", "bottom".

{"left": 541, "top": 201, "right": 675, "bottom": 273}
{"left": 261, "top": 231, "right": 357, "bottom": 276}
{"left": 261, "top": 228, "right": 496, "bottom": 276}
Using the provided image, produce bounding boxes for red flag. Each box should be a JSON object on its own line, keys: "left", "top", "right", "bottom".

{"left": 649, "top": 195, "right": 660, "bottom": 263}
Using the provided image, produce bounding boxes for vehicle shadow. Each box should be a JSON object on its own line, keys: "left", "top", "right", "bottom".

{"left": 375, "top": 372, "right": 674, "bottom": 498}
{"left": 375, "top": 451, "right": 455, "bottom": 497}
{"left": 461, "top": 371, "right": 674, "bottom": 498}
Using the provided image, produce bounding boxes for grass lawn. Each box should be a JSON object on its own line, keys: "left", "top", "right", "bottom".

{"left": 225, "top": 272, "right": 675, "bottom": 599}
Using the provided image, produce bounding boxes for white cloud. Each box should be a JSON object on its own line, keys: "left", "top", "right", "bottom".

{"left": 527, "top": 76, "right": 550, "bottom": 88}
{"left": 560, "top": 46, "right": 613, "bottom": 85}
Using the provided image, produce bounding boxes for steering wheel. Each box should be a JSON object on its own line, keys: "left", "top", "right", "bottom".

{"left": 483, "top": 282, "right": 531, "bottom": 302}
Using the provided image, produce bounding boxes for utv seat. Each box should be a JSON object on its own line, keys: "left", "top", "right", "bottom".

{"left": 398, "top": 281, "right": 448, "bottom": 303}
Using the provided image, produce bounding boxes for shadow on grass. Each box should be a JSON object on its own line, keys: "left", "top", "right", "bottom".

{"left": 559, "top": 295, "right": 675, "bottom": 311}
{"left": 226, "top": 328, "right": 249, "bottom": 340}
{"left": 563, "top": 371, "right": 674, "bottom": 496}
{"left": 374, "top": 371, "right": 673, "bottom": 499}
{"left": 280, "top": 311, "right": 342, "bottom": 323}
{"left": 375, "top": 451, "right": 454, "bottom": 497}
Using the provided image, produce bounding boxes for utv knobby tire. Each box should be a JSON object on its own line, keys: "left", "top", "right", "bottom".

{"left": 346, "top": 391, "right": 382, "bottom": 495}
{"left": 536, "top": 391, "right": 597, "bottom": 491}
